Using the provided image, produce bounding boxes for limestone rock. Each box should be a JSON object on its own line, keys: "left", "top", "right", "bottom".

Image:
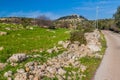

{"left": 4, "top": 71, "right": 12, "bottom": 77}
{"left": 0, "top": 46, "right": 4, "bottom": 51}
{"left": 0, "top": 31, "right": 7, "bottom": 36}
{"left": 7, "top": 53, "right": 27, "bottom": 63}
{"left": 0, "top": 63, "right": 7, "bottom": 70}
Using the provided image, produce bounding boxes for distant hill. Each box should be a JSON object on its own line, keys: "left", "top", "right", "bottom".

{"left": 56, "top": 14, "right": 87, "bottom": 22}
{"left": 53, "top": 14, "right": 88, "bottom": 29}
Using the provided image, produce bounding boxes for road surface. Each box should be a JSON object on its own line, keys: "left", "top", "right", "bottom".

{"left": 94, "top": 30, "right": 120, "bottom": 80}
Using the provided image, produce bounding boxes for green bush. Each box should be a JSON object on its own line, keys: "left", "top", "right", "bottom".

{"left": 70, "top": 31, "right": 86, "bottom": 45}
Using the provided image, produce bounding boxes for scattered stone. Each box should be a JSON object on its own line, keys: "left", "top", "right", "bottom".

{"left": 7, "top": 77, "right": 12, "bottom": 80}
{"left": 0, "top": 46, "right": 4, "bottom": 51}
{"left": 0, "top": 31, "right": 7, "bottom": 36}
{"left": 7, "top": 53, "right": 27, "bottom": 63}
{"left": 4, "top": 71, "right": 12, "bottom": 77}
{"left": 0, "top": 63, "right": 7, "bottom": 70}
{"left": 47, "top": 49, "right": 53, "bottom": 53}
{"left": 25, "top": 67, "right": 30, "bottom": 72}
{"left": 58, "top": 68, "right": 66, "bottom": 75}
{"left": 17, "top": 68, "right": 25, "bottom": 73}
{"left": 10, "top": 30, "right": 102, "bottom": 80}
{"left": 85, "top": 30, "right": 101, "bottom": 52}
{"left": 29, "top": 75, "right": 34, "bottom": 79}
{"left": 14, "top": 72, "right": 27, "bottom": 80}
{"left": 33, "top": 75, "right": 39, "bottom": 80}
{"left": 5, "top": 27, "right": 11, "bottom": 30}
{"left": 80, "top": 65, "right": 87, "bottom": 72}
{"left": 10, "top": 63, "right": 18, "bottom": 66}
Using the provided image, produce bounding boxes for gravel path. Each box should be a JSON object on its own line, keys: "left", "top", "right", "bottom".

{"left": 94, "top": 30, "right": 120, "bottom": 80}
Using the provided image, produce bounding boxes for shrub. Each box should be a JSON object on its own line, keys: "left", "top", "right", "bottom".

{"left": 70, "top": 31, "right": 87, "bottom": 45}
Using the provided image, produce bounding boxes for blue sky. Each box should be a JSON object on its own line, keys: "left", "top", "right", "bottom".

{"left": 0, "top": 0, "right": 120, "bottom": 20}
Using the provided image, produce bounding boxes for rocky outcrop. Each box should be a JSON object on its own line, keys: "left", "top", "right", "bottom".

{"left": 7, "top": 53, "right": 27, "bottom": 63}
{"left": 85, "top": 30, "right": 101, "bottom": 52}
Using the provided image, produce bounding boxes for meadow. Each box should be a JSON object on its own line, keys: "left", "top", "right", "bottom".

{"left": 0, "top": 23, "right": 70, "bottom": 62}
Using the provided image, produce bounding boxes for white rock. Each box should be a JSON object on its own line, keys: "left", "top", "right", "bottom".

{"left": 0, "top": 31, "right": 7, "bottom": 36}
{"left": 0, "top": 63, "right": 7, "bottom": 70}
{"left": 4, "top": 71, "right": 12, "bottom": 77}
{"left": 58, "top": 68, "right": 66, "bottom": 75}
{"left": 47, "top": 49, "right": 53, "bottom": 53}
{"left": 17, "top": 69, "right": 25, "bottom": 73}
{"left": 0, "top": 46, "right": 4, "bottom": 51}
{"left": 7, "top": 53, "right": 27, "bottom": 63}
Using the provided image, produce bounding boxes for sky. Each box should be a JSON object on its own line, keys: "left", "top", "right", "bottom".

{"left": 0, "top": 0, "right": 120, "bottom": 20}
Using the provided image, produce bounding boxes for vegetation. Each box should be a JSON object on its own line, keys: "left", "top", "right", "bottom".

{"left": 0, "top": 23, "right": 70, "bottom": 62}
{"left": 80, "top": 31, "right": 107, "bottom": 80}
{"left": 114, "top": 6, "right": 120, "bottom": 28}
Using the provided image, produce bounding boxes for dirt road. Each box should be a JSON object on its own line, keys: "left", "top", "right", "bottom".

{"left": 94, "top": 30, "right": 120, "bottom": 80}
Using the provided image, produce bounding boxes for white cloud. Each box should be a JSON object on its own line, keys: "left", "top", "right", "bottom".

{"left": 5, "top": 11, "right": 60, "bottom": 20}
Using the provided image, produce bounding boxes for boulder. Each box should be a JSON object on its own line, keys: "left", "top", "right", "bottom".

{"left": 0, "top": 46, "right": 4, "bottom": 51}
{"left": 4, "top": 71, "right": 12, "bottom": 77}
{"left": 85, "top": 30, "right": 101, "bottom": 52}
{"left": 7, "top": 53, "right": 27, "bottom": 63}
{"left": 0, "top": 63, "right": 7, "bottom": 70}
{"left": 0, "top": 31, "right": 7, "bottom": 36}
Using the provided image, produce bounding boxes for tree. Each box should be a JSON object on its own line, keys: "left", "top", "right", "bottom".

{"left": 113, "top": 6, "right": 120, "bottom": 28}
{"left": 36, "top": 15, "right": 52, "bottom": 28}
{"left": 21, "top": 18, "right": 31, "bottom": 28}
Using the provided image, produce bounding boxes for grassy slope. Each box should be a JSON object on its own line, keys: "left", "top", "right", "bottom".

{"left": 0, "top": 23, "right": 70, "bottom": 80}
{"left": 0, "top": 24, "right": 69, "bottom": 62}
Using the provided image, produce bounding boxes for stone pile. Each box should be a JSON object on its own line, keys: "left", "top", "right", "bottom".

{"left": 85, "top": 30, "right": 101, "bottom": 52}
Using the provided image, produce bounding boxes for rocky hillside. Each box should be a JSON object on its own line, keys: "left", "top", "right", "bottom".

{"left": 1, "top": 29, "right": 104, "bottom": 80}
{"left": 56, "top": 14, "right": 87, "bottom": 22}
{"left": 54, "top": 14, "right": 90, "bottom": 29}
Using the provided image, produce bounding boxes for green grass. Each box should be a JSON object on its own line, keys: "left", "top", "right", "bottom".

{"left": 79, "top": 30, "right": 107, "bottom": 80}
{"left": 0, "top": 23, "right": 70, "bottom": 80}
{"left": 0, "top": 23, "right": 70, "bottom": 62}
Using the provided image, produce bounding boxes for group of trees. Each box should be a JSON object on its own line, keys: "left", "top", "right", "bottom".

{"left": 96, "top": 6, "right": 120, "bottom": 32}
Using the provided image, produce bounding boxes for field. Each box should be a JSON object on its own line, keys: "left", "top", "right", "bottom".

{"left": 0, "top": 23, "right": 70, "bottom": 62}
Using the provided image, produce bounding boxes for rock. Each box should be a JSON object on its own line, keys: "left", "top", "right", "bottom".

{"left": 58, "top": 68, "right": 66, "bottom": 75}
{"left": 25, "top": 67, "right": 30, "bottom": 72}
{"left": 4, "top": 71, "right": 12, "bottom": 77}
{"left": 7, "top": 77, "right": 12, "bottom": 80}
{"left": 58, "top": 41, "right": 70, "bottom": 48}
{"left": 0, "top": 31, "right": 7, "bottom": 36}
{"left": 29, "top": 75, "right": 34, "bottom": 79}
{"left": 47, "top": 49, "right": 53, "bottom": 53}
{"left": 7, "top": 53, "right": 27, "bottom": 63}
{"left": 63, "top": 41, "right": 70, "bottom": 48}
{"left": 58, "top": 41, "right": 64, "bottom": 45}
{"left": 14, "top": 73, "right": 27, "bottom": 80}
{"left": 29, "top": 27, "right": 33, "bottom": 30}
{"left": 10, "top": 63, "right": 18, "bottom": 66}
{"left": 80, "top": 65, "right": 87, "bottom": 72}
{"left": 17, "top": 69, "right": 25, "bottom": 73}
{"left": 0, "top": 63, "right": 7, "bottom": 70}
{"left": 33, "top": 76, "right": 39, "bottom": 80}
{"left": 5, "top": 27, "right": 11, "bottom": 30}
{"left": 94, "top": 53, "right": 103, "bottom": 59}
{"left": 87, "top": 44, "right": 101, "bottom": 52}
{"left": 0, "top": 46, "right": 4, "bottom": 51}
{"left": 25, "top": 62, "right": 34, "bottom": 67}
{"left": 85, "top": 30, "right": 101, "bottom": 52}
